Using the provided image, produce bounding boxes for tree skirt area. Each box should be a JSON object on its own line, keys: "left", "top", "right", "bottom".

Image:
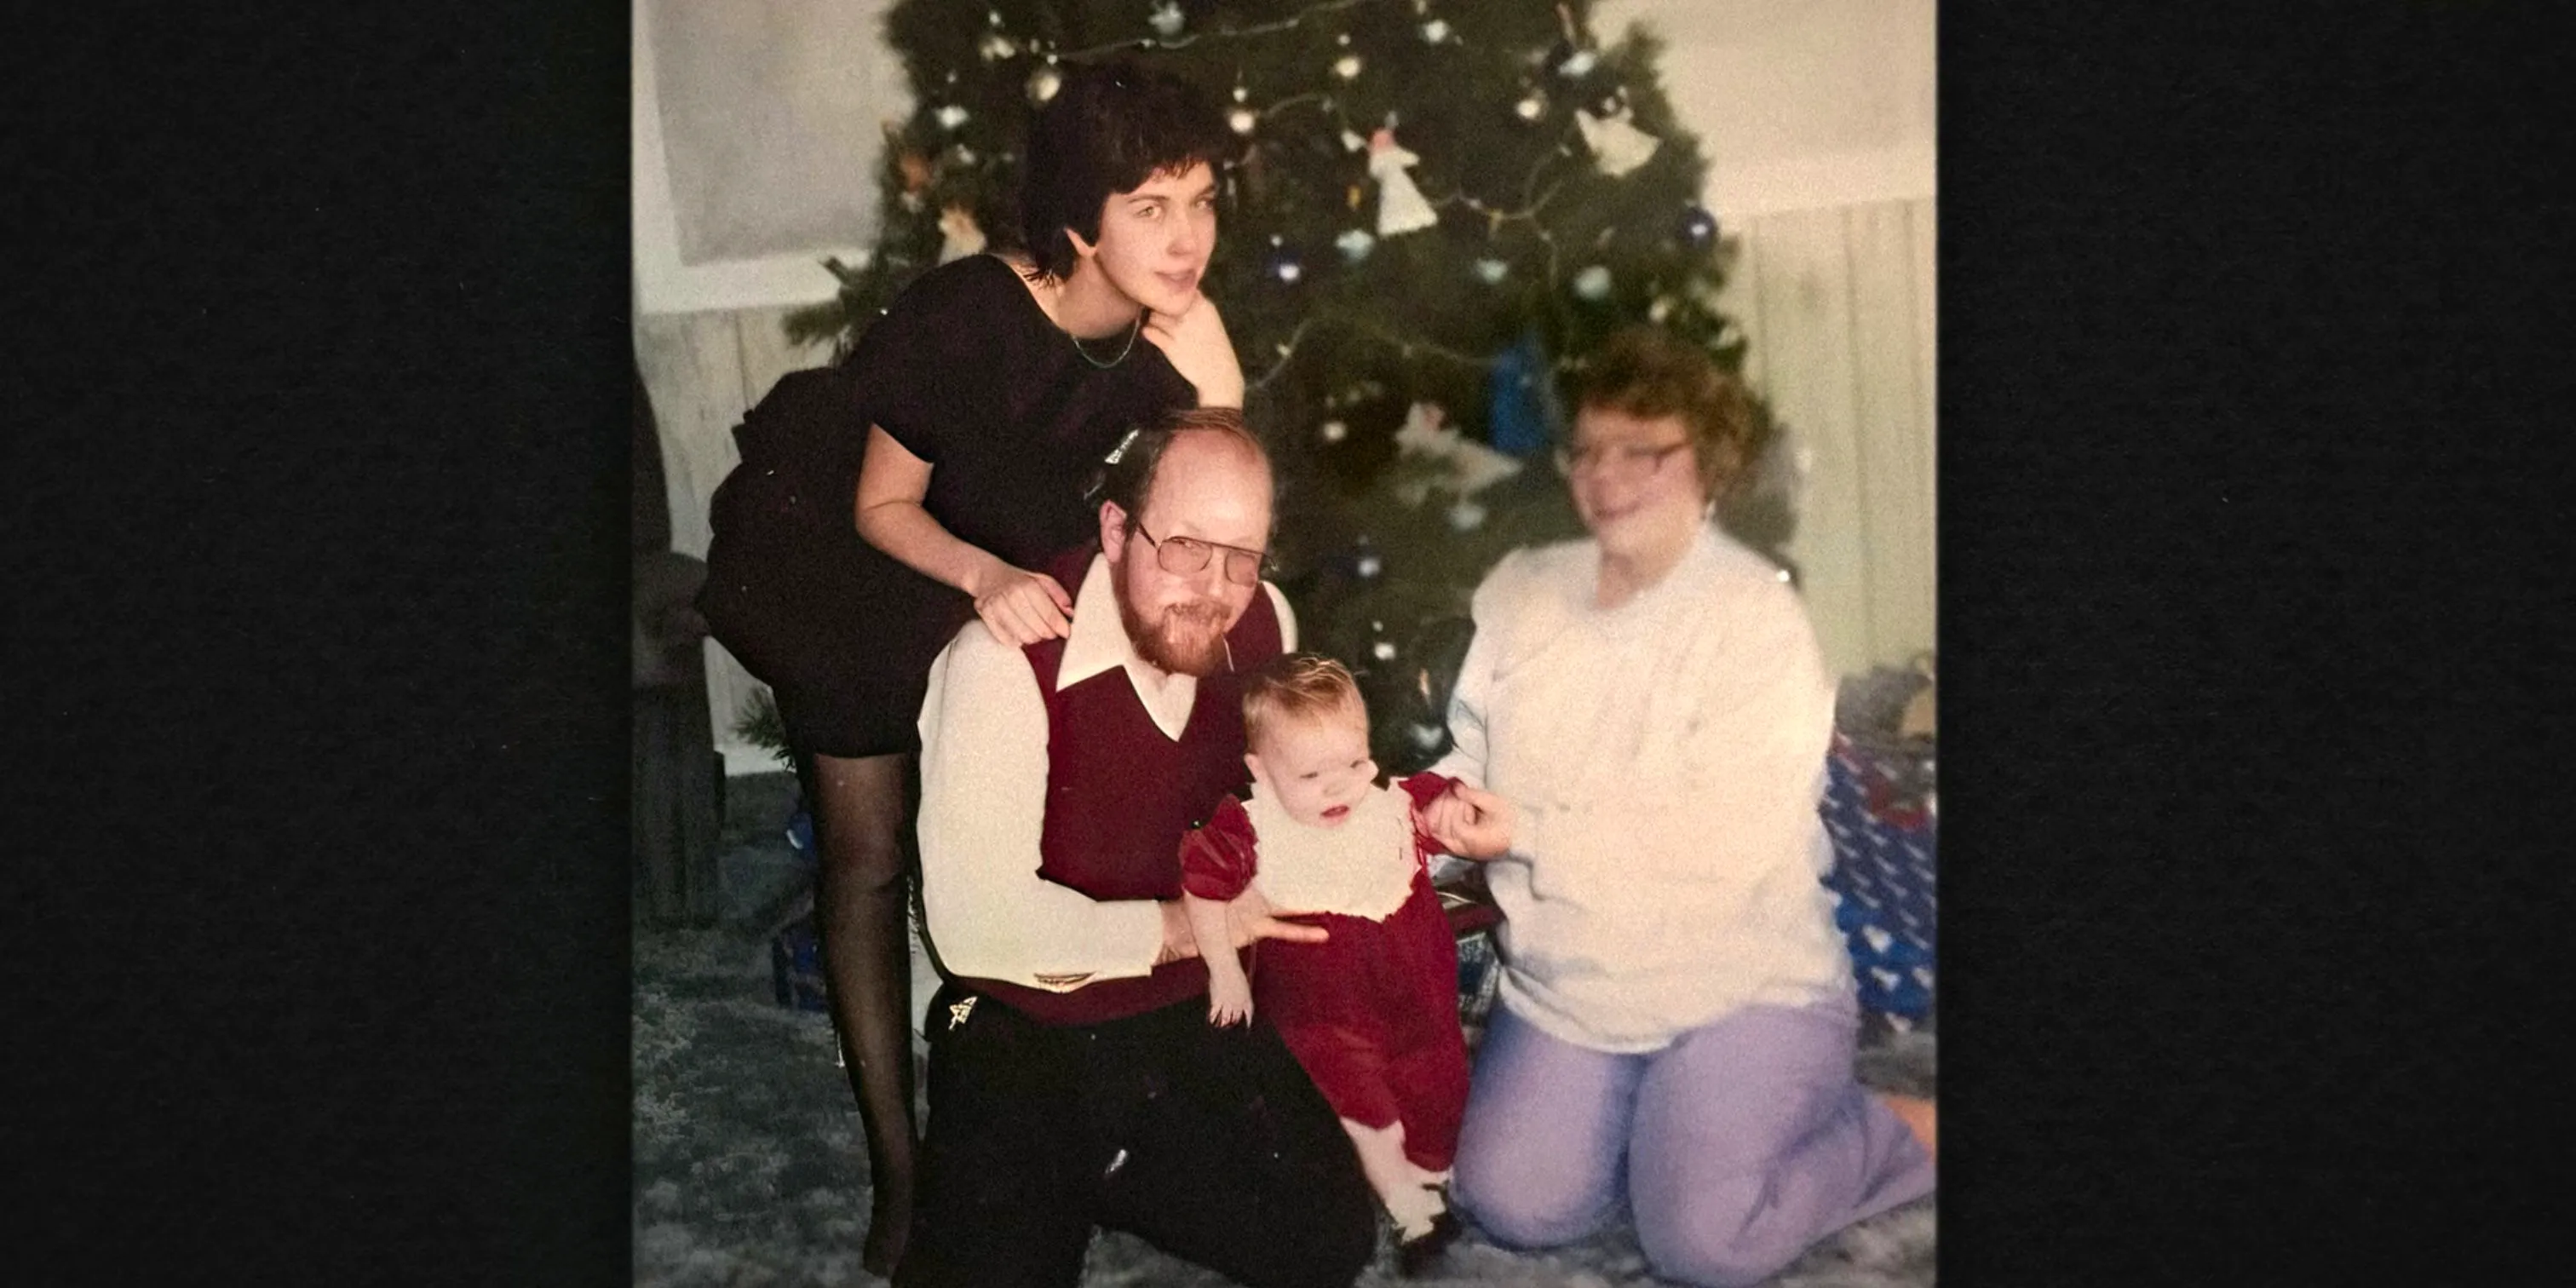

{"left": 635, "top": 778, "right": 1935, "bottom": 1288}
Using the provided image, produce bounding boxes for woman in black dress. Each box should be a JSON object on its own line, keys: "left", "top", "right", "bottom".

{"left": 786, "top": 62, "right": 1242, "bottom": 1276}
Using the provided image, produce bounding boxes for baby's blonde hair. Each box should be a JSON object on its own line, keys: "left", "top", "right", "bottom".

{"left": 1242, "top": 653, "right": 1367, "bottom": 752}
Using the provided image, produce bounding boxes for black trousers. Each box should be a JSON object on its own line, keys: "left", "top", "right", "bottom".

{"left": 895, "top": 980, "right": 1378, "bottom": 1288}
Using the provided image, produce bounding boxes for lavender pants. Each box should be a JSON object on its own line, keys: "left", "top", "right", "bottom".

{"left": 1452, "top": 1001, "right": 1934, "bottom": 1288}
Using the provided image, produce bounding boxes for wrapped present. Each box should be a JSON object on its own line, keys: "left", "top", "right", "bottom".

{"left": 1820, "top": 732, "right": 1936, "bottom": 1027}
{"left": 770, "top": 911, "right": 830, "bottom": 1014}
{"left": 1436, "top": 870, "right": 1506, "bottom": 1034}
{"left": 1452, "top": 922, "right": 1503, "bottom": 1032}
{"left": 785, "top": 805, "right": 817, "bottom": 868}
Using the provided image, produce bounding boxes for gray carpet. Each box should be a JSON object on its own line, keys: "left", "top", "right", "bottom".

{"left": 634, "top": 775, "right": 1935, "bottom": 1287}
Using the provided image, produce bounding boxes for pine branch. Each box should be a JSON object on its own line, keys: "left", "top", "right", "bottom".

{"left": 1053, "top": 0, "right": 1414, "bottom": 61}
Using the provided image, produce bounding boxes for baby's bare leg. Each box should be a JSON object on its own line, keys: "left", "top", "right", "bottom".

{"left": 1342, "top": 1117, "right": 1446, "bottom": 1239}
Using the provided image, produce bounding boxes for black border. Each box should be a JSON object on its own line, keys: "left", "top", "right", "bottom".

{"left": 18, "top": 7, "right": 633, "bottom": 1283}
{"left": 1938, "top": 4, "right": 2569, "bottom": 1281}
{"left": 14, "top": 3, "right": 2571, "bottom": 1284}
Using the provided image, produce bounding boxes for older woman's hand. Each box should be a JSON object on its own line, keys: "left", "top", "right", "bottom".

{"left": 1424, "top": 784, "right": 1517, "bottom": 860}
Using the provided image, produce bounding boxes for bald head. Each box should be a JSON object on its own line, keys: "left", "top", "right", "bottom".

{"left": 1147, "top": 425, "right": 1271, "bottom": 532}
{"left": 1095, "top": 407, "right": 1273, "bottom": 526}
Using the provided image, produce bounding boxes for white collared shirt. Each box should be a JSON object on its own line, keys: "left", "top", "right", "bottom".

{"left": 915, "top": 554, "right": 1297, "bottom": 991}
{"left": 1239, "top": 781, "right": 1419, "bottom": 923}
{"left": 1050, "top": 555, "right": 1210, "bottom": 743}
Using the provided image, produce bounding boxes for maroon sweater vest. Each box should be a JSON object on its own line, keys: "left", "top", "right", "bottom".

{"left": 957, "top": 545, "right": 1285, "bottom": 1026}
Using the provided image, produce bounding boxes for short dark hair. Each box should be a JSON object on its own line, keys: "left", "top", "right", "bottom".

{"left": 1020, "top": 60, "right": 1236, "bottom": 280}
{"left": 1564, "top": 326, "right": 1766, "bottom": 498}
{"left": 1095, "top": 405, "right": 1269, "bottom": 529}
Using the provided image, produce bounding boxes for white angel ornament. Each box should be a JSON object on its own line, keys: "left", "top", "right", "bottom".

{"left": 1575, "top": 97, "right": 1661, "bottom": 177}
{"left": 1391, "top": 402, "right": 1522, "bottom": 504}
{"left": 1367, "top": 127, "right": 1440, "bottom": 238}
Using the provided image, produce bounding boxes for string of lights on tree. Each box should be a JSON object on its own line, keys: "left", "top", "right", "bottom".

{"left": 787, "top": 0, "right": 1785, "bottom": 769}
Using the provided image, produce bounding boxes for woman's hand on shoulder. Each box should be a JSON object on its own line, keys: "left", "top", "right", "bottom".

{"left": 1141, "top": 294, "right": 1245, "bottom": 410}
{"left": 967, "top": 561, "right": 1072, "bottom": 647}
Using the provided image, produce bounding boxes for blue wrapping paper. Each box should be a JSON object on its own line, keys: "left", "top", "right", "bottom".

{"left": 1820, "top": 735, "right": 1937, "bottom": 1025}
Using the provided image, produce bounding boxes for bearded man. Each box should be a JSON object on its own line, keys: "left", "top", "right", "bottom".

{"left": 900, "top": 410, "right": 1379, "bottom": 1288}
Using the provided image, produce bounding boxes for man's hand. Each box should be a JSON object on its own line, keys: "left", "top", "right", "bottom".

{"left": 1422, "top": 784, "right": 1516, "bottom": 860}
{"left": 1225, "top": 883, "right": 1328, "bottom": 948}
{"left": 1141, "top": 294, "right": 1245, "bottom": 410}
{"left": 1155, "top": 900, "right": 1199, "bottom": 965}
{"left": 967, "top": 561, "right": 1073, "bottom": 646}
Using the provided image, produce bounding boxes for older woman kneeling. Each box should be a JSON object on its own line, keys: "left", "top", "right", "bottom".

{"left": 1427, "top": 327, "right": 1935, "bottom": 1288}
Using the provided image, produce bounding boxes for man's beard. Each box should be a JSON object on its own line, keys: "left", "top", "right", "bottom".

{"left": 1118, "top": 592, "right": 1233, "bottom": 677}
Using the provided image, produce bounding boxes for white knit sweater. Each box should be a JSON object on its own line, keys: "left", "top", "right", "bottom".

{"left": 1432, "top": 527, "right": 1853, "bottom": 1053}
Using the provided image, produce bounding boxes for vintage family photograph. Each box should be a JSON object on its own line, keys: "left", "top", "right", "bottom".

{"left": 628, "top": 3, "right": 1937, "bottom": 1284}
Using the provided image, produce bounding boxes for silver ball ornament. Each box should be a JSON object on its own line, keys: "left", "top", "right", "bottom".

{"left": 1026, "top": 65, "right": 1063, "bottom": 106}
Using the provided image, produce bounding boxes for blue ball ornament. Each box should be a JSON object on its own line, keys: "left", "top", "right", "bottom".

{"left": 1486, "top": 331, "right": 1559, "bottom": 458}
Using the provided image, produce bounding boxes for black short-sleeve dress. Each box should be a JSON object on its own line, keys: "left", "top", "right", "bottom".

{"left": 774, "top": 253, "right": 1199, "bottom": 758}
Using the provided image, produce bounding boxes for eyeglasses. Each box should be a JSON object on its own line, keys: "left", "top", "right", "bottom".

{"left": 1132, "top": 520, "right": 1266, "bottom": 586}
{"left": 1555, "top": 440, "right": 1694, "bottom": 479}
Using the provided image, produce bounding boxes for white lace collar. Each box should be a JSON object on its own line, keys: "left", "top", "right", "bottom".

{"left": 1241, "top": 782, "right": 1418, "bottom": 923}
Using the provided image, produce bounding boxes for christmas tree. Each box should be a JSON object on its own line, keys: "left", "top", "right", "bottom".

{"left": 787, "top": 0, "right": 1779, "bottom": 770}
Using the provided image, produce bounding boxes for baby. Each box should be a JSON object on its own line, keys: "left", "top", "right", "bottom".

{"left": 1180, "top": 653, "right": 1475, "bottom": 1275}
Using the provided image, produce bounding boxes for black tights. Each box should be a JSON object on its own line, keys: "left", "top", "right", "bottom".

{"left": 793, "top": 747, "right": 923, "bottom": 1277}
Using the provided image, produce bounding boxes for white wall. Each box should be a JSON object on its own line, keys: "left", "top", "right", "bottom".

{"left": 1598, "top": 0, "right": 1938, "bottom": 673}
{"left": 1594, "top": 0, "right": 1935, "bottom": 217}
{"left": 632, "top": 0, "right": 905, "bottom": 316}
{"left": 633, "top": 0, "right": 906, "bottom": 772}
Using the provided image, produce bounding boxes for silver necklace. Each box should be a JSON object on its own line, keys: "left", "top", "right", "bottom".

{"left": 1070, "top": 315, "right": 1141, "bottom": 369}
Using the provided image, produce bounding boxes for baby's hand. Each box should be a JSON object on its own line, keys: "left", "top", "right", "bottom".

{"left": 1417, "top": 790, "right": 1472, "bottom": 850}
{"left": 1422, "top": 785, "right": 1515, "bottom": 860}
{"left": 1207, "top": 975, "right": 1255, "bottom": 1027}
